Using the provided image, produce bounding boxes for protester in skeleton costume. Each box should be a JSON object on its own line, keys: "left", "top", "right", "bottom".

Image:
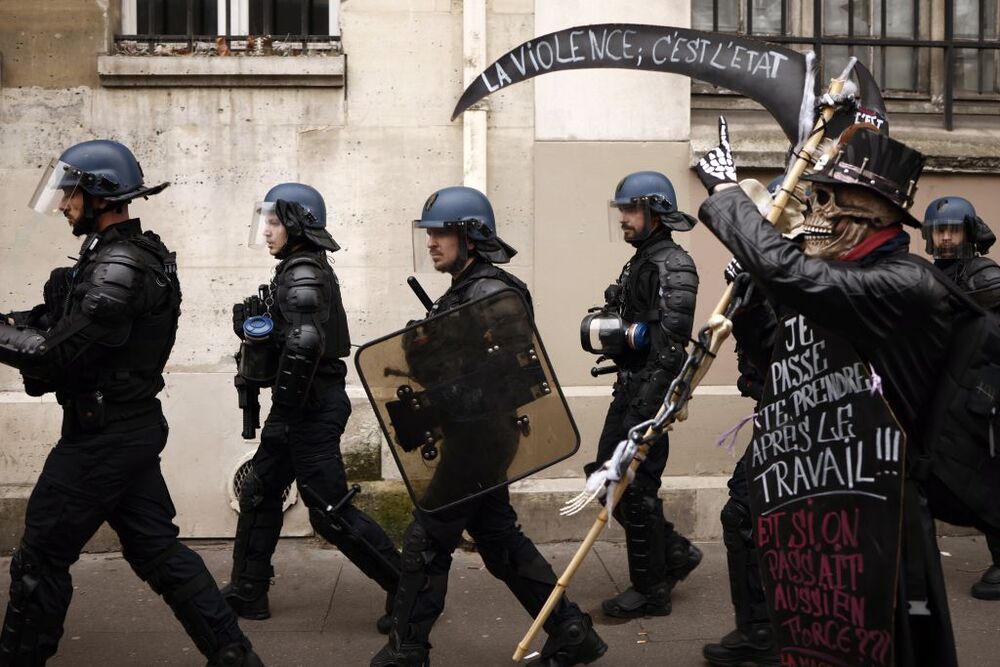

{"left": 922, "top": 196, "right": 1000, "bottom": 600}
{"left": 695, "top": 118, "right": 999, "bottom": 666}
{"left": 371, "top": 186, "right": 607, "bottom": 667}
{"left": 225, "top": 183, "right": 401, "bottom": 632}
{"left": 579, "top": 171, "right": 702, "bottom": 619}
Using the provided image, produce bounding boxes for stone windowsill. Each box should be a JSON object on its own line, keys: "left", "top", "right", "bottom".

{"left": 97, "top": 54, "right": 345, "bottom": 88}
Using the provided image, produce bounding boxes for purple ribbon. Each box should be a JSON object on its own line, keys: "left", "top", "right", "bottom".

{"left": 716, "top": 412, "right": 757, "bottom": 454}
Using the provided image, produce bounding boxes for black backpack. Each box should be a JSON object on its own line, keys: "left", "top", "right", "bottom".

{"left": 909, "top": 256, "right": 1000, "bottom": 531}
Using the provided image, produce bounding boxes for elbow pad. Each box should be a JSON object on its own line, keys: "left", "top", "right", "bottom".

{"left": 272, "top": 323, "right": 323, "bottom": 407}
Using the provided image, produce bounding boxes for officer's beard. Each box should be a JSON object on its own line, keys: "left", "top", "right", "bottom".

{"left": 71, "top": 215, "right": 98, "bottom": 237}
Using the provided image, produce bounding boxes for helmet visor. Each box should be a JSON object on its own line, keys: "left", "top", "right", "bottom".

{"left": 412, "top": 220, "right": 469, "bottom": 273}
{"left": 608, "top": 199, "right": 653, "bottom": 243}
{"left": 248, "top": 201, "right": 282, "bottom": 250}
{"left": 922, "top": 221, "right": 973, "bottom": 259}
{"left": 28, "top": 159, "right": 85, "bottom": 216}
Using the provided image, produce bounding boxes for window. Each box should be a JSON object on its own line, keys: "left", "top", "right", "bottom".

{"left": 692, "top": 0, "right": 1000, "bottom": 127}
{"left": 119, "top": 0, "right": 340, "bottom": 53}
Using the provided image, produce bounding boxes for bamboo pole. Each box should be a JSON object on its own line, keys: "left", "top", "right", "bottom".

{"left": 511, "top": 74, "right": 850, "bottom": 663}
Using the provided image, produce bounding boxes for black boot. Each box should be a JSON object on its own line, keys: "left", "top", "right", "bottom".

{"left": 603, "top": 489, "right": 671, "bottom": 618}
{"left": 371, "top": 522, "right": 445, "bottom": 667}
{"left": 702, "top": 624, "right": 779, "bottom": 667}
{"left": 207, "top": 642, "right": 266, "bottom": 667}
{"left": 221, "top": 562, "right": 272, "bottom": 621}
{"left": 226, "top": 469, "right": 283, "bottom": 620}
{"left": 972, "top": 565, "right": 1000, "bottom": 600}
{"left": 972, "top": 532, "right": 1000, "bottom": 600}
{"left": 703, "top": 498, "right": 777, "bottom": 666}
{"left": 665, "top": 536, "right": 703, "bottom": 587}
{"left": 529, "top": 614, "right": 607, "bottom": 667}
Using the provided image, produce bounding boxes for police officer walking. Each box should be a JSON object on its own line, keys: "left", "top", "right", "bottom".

{"left": 922, "top": 196, "right": 1000, "bottom": 600}
{"left": 224, "top": 184, "right": 401, "bottom": 630}
{"left": 371, "top": 186, "right": 607, "bottom": 667}
{"left": 0, "top": 140, "right": 262, "bottom": 666}
{"left": 582, "top": 172, "right": 702, "bottom": 619}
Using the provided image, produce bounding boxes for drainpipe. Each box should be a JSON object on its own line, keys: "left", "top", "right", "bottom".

{"left": 462, "top": 0, "right": 487, "bottom": 192}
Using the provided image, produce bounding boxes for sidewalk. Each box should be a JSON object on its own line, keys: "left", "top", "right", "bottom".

{"left": 2, "top": 536, "right": 996, "bottom": 666}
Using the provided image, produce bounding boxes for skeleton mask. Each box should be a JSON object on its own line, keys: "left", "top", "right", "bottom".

{"left": 791, "top": 183, "right": 903, "bottom": 259}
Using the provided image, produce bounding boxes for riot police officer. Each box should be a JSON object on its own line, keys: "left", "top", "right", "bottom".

{"left": 923, "top": 196, "right": 1000, "bottom": 600}
{"left": 0, "top": 140, "right": 262, "bottom": 666}
{"left": 224, "top": 183, "right": 401, "bottom": 630}
{"left": 371, "top": 186, "right": 607, "bottom": 667}
{"left": 582, "top": 171, "right": 702, "bottom": 619}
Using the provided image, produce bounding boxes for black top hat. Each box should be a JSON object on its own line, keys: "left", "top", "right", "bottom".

{"left": 804, "top": 126, "right": 926, "bottom": 227}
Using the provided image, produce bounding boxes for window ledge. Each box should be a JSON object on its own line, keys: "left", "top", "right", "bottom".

{"left": 97, "top": 54, "right": 344, "bottom": 88}
{"left": 690, "top": 112, "right": 1000, "bottom": 174}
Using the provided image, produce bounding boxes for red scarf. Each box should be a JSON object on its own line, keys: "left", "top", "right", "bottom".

{"left": 839, "top": 224, "right": 904, "bottom": 262}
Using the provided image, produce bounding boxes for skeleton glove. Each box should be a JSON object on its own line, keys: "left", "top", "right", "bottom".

{"left": 723, "top": 257, "right": 745, "bottom": 284}
{"left": 696, "top": 116, "right": 738, "bottom": 193}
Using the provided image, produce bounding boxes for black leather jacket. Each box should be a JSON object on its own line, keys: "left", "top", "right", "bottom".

{"left": 700, "top": 188, "right": 960, "bottom": 455}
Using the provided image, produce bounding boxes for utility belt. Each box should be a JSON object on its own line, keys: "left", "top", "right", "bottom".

{"left": 59, "top": 392, "right": 162, "bottom": 436}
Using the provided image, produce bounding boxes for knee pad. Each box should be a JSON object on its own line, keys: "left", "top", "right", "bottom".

{"left": 238, "top": 467, "right": 266, "bottom": 512}
{"left": 1, "top": 546, "right": 66, "bottom": 664}
{"left": 721, "top": 498, "right": 753, "bottom": 550}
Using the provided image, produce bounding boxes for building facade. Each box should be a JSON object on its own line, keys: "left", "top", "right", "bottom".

{"left": 1, "top": 0, "right": 998, "bottom": 548}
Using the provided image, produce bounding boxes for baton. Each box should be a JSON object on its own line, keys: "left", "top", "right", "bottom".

{"left": 511, "top": 69, "right": 854, "bottom": 663}
{"left": 407, "top": 276, "right": 435, "bottom": 312}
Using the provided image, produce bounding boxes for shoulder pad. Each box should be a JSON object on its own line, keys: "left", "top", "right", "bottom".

{"left": 966, "top": 257, "right": 1000, "bottom": 287}
{"left": 466, "top": 278, "right": 512, "bottom": 301}
{"left": 650, "top": 244, "right": 697, "bottom": 271}
{"left": 279, "top": 256, "right": 326, "bottom": 286}
{"left": 81, "top": 244, "right": 144, "bottom": 319}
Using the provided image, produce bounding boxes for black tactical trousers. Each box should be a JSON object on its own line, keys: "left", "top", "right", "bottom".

{"left": 393, "top": 486, "right": 583, "bottom": 649}
{"left": 233, "top": 385, "right": 399, "bottom": 596}
{"left": 1, "top": 419, "right": 246, "bottom": 665}
{"left": 722, "top": 455, "right": 769, "bottom": 629}
{"left": 586, "top": 375, "right": 682, "bottom": 545}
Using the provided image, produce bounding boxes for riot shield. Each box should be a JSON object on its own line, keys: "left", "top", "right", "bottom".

{"left": 355, "top": 288, "right": 580, "bottom": 513}
{"left": 747, "top": 314, "right": 905, "bottom": 667}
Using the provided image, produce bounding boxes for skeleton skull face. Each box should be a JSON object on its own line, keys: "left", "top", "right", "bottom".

{"left": 791, "top": 183, "right": 903, "bottom": 259}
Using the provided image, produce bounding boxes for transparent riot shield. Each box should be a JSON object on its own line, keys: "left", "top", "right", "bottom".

{"left": 355, "top": 288, "right": 580, "bottom": 513}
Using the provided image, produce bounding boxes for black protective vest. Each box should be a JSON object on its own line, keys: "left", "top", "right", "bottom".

{"left": 271, "top": 250, "right": 351, "bottom": 372}
{"left": 56, "top": 222, "right": 181, "bottom": 403}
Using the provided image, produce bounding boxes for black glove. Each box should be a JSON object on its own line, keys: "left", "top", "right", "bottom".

{"left": 696, "top": 116, "right": 738, "bottom": 193}
{"left": 723, "top": 257, "right": 745, "bottom": 284}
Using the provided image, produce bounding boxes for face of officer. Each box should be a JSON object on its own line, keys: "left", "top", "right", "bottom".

{"left": 262, "top": 212, "right": 288, "bottom": 257}
{"left": 617, "top": 204, "right": 660, "bottom": 243}
{"left": 58, "top": 189, "right": 124, "bottom": 236}
{"left": 931, "top": 223, "right": 966, "bottom": 259}
{"left": 425, "top": 228, "right": 474, "bottom": 274}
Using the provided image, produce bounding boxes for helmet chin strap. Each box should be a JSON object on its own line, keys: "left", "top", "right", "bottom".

{"left": 71, "top": 194, "right": 124, "bottom": 237}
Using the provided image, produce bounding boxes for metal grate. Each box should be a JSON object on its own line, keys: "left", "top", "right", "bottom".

{"left": 693, "top": 0, "right": 1000, "bottom": 129}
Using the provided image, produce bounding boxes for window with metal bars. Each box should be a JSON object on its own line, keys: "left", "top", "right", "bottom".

{"left": 119, "top": 0, "right": 338, "bottom": 51}
{"left": 692, "top": 0, "right": 999, "bottom": 126}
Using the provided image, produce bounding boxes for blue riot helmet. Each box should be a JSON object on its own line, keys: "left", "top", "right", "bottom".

{"left": 922, "top": 196, "right": 983, "bottom": 260}
{"left": 28, "top": 140, "right": 169, "bottom": 235}
{"left": 249, "top": 182, "right": 340, "bottom": 254}
{"left": 412, "top": 186, "right": 517, "bottom": 273}
{"left": 608, "top": 171, "right": 696, "bottom": 243}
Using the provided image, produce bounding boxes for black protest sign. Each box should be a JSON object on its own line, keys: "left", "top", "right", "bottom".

{"left": 451, "top": 24, "right": 888, "bottom": 143}
{"left": 748, "top": 315, "right": 904, "bottom": 667}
